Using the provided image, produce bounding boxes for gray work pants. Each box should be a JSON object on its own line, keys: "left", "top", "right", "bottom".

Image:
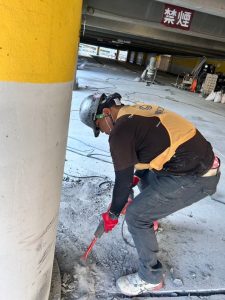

{"left": 125, "top": 170, "right": 220, "bottom": 284}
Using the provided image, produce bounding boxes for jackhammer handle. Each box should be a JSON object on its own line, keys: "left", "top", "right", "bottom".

{"left": 94, "top": 219, "right": 105, "bottom": 238}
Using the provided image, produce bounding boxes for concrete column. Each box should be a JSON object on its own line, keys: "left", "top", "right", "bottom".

{"left": 136, "top": 52, "right": 144, "bottom": 65}
{"left": 97, "top": 46, "right": 100, "bottom": 56}
{"left": 142, "top": 53, "right": 148, "bottom": 66}
{"left": 134, "top": 51, "right": 138, "bottom": 64}
{"left": 115, "top": 49, "right": 119, "bottom": 60}
{"left": 126, "top": 50, "right": 131, "bottom": 62}
{"left": 129, "top": 50, "right": 135, "bottom": 63}
{"left": 0, "top": 1, "right": 82, "bottom": 300}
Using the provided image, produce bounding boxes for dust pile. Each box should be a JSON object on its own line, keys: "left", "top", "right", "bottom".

{"left": 56, "top": 177, "right": 138, "bottom": 299}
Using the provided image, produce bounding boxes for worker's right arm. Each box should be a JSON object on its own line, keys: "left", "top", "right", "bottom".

{"left": 109, "top": 165, "right": 134, "bottom": 217}
{"left": 107, "top": 117, "right": 139, "bottom": 216}
{"left": 101, "top": 167, "right": 138, "bottom": 233}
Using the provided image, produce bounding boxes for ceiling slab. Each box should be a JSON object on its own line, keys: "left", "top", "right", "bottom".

{"left": 155, "top": 0, "right": 225, "bottom": 18}
{"left": 81, "top": 0, "right": 225, "bottom": 57}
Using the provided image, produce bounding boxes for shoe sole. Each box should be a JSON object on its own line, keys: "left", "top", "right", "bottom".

{"left": 151, "top": 280, "right": 164, "bottom": 291}
{"left": 116, "top": 280, "right": 164, "bottom": 297}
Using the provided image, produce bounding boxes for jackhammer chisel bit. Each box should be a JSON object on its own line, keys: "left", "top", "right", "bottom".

{"left": 80, "top": 220, "right": 105, "bottom": 264}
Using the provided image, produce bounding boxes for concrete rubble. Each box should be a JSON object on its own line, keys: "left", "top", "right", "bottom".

{"left": 55, "top": 56, "right": 225, "bottom": 300}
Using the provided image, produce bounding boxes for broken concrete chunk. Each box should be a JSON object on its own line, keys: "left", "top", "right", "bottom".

{"left": 62, "top": 273, "right": 71, "bottom": 284}
{"left": 173, "top": 278, "right": 183, "bottom": 287}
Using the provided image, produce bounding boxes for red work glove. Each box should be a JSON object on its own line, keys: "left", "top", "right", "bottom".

{"left": 132, "top": 175, "right": 140, "bottom": 187}
{"left": 102, "top": 211, "right": 118, "bottom": 233}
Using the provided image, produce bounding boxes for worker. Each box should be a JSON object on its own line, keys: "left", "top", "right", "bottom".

{"left": 79, "top": 93, "right": 221, "bottom": 296}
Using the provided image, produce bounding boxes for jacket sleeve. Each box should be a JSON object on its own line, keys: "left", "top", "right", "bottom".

{"left": 109, "top": 166, "right": 134, "bottom": 216}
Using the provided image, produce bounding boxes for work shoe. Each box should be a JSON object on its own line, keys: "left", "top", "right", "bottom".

{"left": 205, "top": 91, "right": 216, "bottom": 101}
{"left": 116, "top": 272, "right": 163, "bottom": 296}
{"left": 214, "top": 91, "right": 222, "bottom": 103}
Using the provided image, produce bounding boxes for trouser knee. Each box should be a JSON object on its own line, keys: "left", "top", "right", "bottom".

{"left": 125, "top": 204, "right": 152, "bottom": 229}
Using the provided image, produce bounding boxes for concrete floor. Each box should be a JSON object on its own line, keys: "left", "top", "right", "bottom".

{"left": 56, "top": 56, "right": 225, "bottom": 300}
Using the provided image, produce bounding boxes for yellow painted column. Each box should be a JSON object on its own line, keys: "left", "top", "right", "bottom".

{"left": 0, "top": 1, "right": 82, "bottom": 299}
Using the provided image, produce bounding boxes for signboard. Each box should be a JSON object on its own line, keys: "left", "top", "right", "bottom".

{"left": 161, "top": 4, "right": 194, "bottom": 30}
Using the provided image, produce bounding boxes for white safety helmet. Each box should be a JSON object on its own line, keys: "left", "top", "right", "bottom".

{"left": 79, "top": 93, "right": 122, "bottom": 137}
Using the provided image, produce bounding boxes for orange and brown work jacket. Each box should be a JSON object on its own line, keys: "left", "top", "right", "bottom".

{"left": 109, "top": 103, "right": 214, "bottom": 216}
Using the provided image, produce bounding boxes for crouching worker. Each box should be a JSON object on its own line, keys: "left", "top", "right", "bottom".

{"left": 79, "top": 93, "right": 220, "bottom": 296}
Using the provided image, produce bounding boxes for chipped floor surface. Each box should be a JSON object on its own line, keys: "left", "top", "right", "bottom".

{"left": 56, "top": 56, "right": 225, "bottom": 300}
